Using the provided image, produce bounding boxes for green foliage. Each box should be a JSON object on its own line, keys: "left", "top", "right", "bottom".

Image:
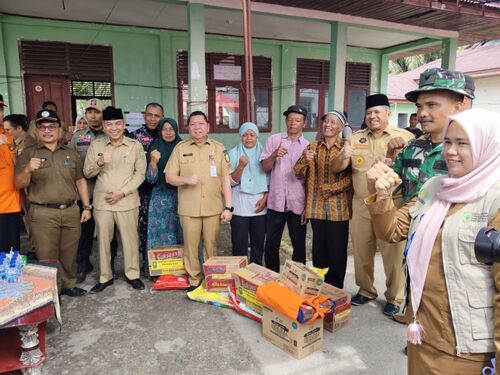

{"left": 389, "top": 51, "right": 442, "bottom": 74}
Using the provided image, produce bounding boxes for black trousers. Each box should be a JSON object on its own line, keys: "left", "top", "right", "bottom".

{"left": 311, "top": 219, "right": 349, "bottom": 289}
{"left": 76, "top": 200, "right": 118, "bottom": 267}
{"left": 0, "top": 212, "right": 21, "bottom": 252}
{"left": 231, "top": 214, "right": 266, "bottom": 265}
{"left": 264, "top": 209, "right": 306, "bottom": 273}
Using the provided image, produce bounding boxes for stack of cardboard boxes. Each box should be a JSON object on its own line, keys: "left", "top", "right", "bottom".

{"left": 203, "top": 256, "right": 248, "bottom": 292}
{"left": 260, "top": 260, "right": 326, "bottom": 359}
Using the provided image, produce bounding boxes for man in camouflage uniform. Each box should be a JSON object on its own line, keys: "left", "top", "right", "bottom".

{"left": 385, "top": 68, "right": 474, "bottom": 202}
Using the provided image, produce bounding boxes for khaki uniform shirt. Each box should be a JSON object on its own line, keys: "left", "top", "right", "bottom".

{"left": 350, "top": 126, "right": 414, "bottom": 200}
{"left": 366, "top": 195, "right": 500, "bottom": 361}
{"left": 83, "top": 136, "right": 146, "bottom": 212}
{"left": 15, "top": 143, "right": 84, "bottom": 205}
{"left": 14, "top": 133, "right": 36, "bottom": 157}
{"left": 165, "top": 138, "right": 231, "bottom": 217}
{"left": 68, "top": 128, "right": 106, "bottom": 198}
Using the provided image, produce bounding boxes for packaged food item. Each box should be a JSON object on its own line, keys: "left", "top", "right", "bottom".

{"left": 205, "top": 273, "right": 235, "bottom": 292}
{"left": 148, "top": 245, "right": 185, "bottom": 276}
{"left": 186, "top": 281, "right": 232, "bottom": 309}
{"left": 233, "top": 263, "right": 279, "bottom": 314}
{"left": 202, "top": 256, "right": 247, "bottom": 276}
{"left": 151, "top": 274, "right": 189, "bottom": 291}
{"left": 262, "top": 305, "right": 324, "bottom": 359}
{"left": 279, "top": 260, "right": 323, "bottom": 297}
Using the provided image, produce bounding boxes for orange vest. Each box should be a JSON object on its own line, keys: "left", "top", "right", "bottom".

{"left": 0, "top": 129, "right": 20, "bottom": 213}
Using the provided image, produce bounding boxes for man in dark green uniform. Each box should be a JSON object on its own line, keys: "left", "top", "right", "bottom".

{"left": 383, "top": 68, "right": 474, "bottom": 202}
{"left": 15, "top": 109, "right": 91, "bottom": 297}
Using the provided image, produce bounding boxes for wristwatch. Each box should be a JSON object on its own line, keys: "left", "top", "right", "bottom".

{"left": 224, "top": 206, "right": 234, "bottom": 212}
{"left": 83, "top": 204, "right": 93, "bottom": 211}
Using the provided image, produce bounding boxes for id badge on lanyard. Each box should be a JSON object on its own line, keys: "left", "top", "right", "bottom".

{"left": 209, "top": 151, "right": 217, "bottom": 177}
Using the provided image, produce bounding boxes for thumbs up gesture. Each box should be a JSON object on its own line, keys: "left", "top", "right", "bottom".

{"left": 274, "top": 140, "right": 288, "bottom": 158}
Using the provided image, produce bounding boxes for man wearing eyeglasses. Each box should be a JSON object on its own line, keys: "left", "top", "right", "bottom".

{"left": 15, "top": 109, "right": 91, "bottom": 297}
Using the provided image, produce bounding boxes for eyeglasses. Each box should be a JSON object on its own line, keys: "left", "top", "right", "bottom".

{"left": 36, "top": 124, "right": 60, "bottom": 131}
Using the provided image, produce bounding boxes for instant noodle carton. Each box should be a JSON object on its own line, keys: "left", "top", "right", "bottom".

{"left": 203, "top": 256, "right": 247, "bottom": 292}
{"left": 279, "top": 260, "right": 323, "bottom": 297}
{"left": 233, "top": 263, "right": 279, "bottom": 314}
{"left": 262, "top": 304, "right": 324, "bottom": 359}
{"left": 148, "top": 245, "right": 185, "bottom": 276}
{"left": 205, "top": 273, "right": 235, "bottom": 292}
{"left": 320, "top": 283, "right": 351, "bottom": 333}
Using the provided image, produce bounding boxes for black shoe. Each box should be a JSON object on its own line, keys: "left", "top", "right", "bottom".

{"left": 383, "top": 302, "right": 400, "bottom": 316}
{"left": 351, "top": 294, "right": 375, "bottom": 306}
{"left": 89, "top": 279, "right": 114, "bottom": 294}
{"left": 76, "top": 261, "right": 94, "bottom": 284}
{"left": 126, "top": 278, "right": 145, "bottom": 290}
{"left": 60, "top": 287, "right": 87, "bottom": 297}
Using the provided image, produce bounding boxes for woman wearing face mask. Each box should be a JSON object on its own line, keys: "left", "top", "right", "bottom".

{"left": 365, "top": 108, "right": 500, "bottom": 374}
{"left": 146, "top": 118, "right": 183, "bottom": 250}
{"left": 294, "top": 110, "right": 353, "bottom": 288}
{"left": 228, "top": 122, "right": 269, "bottom": 265}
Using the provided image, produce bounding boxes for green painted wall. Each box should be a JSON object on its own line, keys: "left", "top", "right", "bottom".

{"left": 0, "top": 15, "right": 381, "bottom": 149}
{"left": 390, "top": 102, "right": 417, "bottom": 128}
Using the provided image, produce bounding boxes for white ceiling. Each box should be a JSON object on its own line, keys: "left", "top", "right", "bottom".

{"left": 0, "top": 0, "right": 428, "bottom": 49}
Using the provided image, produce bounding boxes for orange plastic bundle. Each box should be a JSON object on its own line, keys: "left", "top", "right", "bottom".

{"left": 151, "top": 274, "right": 189, "bottom": 290}
{"left": 256, "top": 281, "right": 332, "bottom": 323}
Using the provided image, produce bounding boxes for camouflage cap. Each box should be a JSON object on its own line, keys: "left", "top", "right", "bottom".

{"left": 405, "top": 68, "right": 475, "bottom": 102}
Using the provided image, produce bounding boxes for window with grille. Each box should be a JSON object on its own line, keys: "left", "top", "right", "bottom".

{"left": 296, "top": 59, "right": 371, "bottom": 130}
{"left": 176, "top": 51, "right": 272, "bottom": 133}
{"left": 71, "top": 81, "right": 112, "bottom": 120}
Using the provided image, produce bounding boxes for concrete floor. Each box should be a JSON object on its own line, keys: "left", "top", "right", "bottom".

{"left": 16, "top": 223, "right": 408, "bottom": 374}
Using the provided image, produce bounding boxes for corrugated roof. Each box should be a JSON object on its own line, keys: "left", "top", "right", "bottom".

{"left": 388, "top": 43, "right": 500, "bottom": 100}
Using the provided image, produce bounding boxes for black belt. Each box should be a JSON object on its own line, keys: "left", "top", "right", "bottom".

{"left": 32, "top": 202, "right": 75, "bottom": 209}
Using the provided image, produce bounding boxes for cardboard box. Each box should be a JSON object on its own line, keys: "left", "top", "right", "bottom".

{"left": 205, "top": 273, "right": 235, "bottom": 292}
{"left": 319, "top": 283, "right": 350, "bottom": 307}
{"left": 262, "top": 305, "right": 323, "bottom": 359}
{"left": 319, "top": 283, "right": 351, "bottom": 333}
{"left": 233, "top": 263, "right": 279, "bottom": 314}
{"left": 148, "top": 245, "right": 185, "bottom": 276}
{"left": 325, "top": 315, "right": 350, "bottom": 333}
{"left": 279, "top": 260, "right": 323, "bottom": 297}
{"left": 203, "top": 256, "right": 247, "bottom": 276}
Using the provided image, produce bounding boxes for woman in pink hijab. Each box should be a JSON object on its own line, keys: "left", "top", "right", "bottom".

{"left": 365, "top": 108, "right": 500, "bottom": 374}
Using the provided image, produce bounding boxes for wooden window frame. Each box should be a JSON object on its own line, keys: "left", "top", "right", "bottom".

{"left": 176, "top": 51, "right": 272, "bottom": 134}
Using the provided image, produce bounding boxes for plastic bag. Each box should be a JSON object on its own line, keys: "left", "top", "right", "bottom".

{"left": 256, "top": 280, "right": 333, "bottom": 323}
{"left": 186, "top": 281, "right": 232, "bottom": 309}
{"left": 151, "top": 274, "right": 189, "bottom": 291}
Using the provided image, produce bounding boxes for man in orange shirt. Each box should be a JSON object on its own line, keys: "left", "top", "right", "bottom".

{"left": 0, "top": 94, "right": 21, "bottom": 252}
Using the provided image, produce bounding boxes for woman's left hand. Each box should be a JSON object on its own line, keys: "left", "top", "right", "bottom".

{"left": 255, "top": 197, "right": 267, "bottom": 213}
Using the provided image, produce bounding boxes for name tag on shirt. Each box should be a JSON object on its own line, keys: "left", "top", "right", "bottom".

{"left": 210, "top": 165, "right": 217, "bottom": 177}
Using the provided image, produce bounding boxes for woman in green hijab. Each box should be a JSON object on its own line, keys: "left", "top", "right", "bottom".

{"left": 146, "top": 118, "right": 183, "bottom": 249}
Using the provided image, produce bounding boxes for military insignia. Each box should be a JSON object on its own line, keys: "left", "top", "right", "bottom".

{"left": 354, "top": 156, "right": 364, "bottom": 166}
{"left": 359, "top": 137, "right": 367, "bottom": 144}
{"left": 41, "top": 110, "right": 50, "bottom": 118}
{"left": 462, "top": 212, "right": 472, "bottom": 223}
{"left": 223, "top": 150, "right": 229, "bottom": 163}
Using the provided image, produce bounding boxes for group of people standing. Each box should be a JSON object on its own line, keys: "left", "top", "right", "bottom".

{"left": 0, "top": 65, "right": 498, "bottom": 374}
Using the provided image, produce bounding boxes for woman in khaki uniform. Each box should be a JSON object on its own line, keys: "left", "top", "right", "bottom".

{"left": 365, "top": 108, "right": 499, "bottom": 374}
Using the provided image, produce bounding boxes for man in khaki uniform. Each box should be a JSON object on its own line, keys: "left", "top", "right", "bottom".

{"left": 15, "top": 109, "right": 91, "bottom": 297}
{"left": 333, "top": 94, "right": 414, "bottom": 316}
{"left": 166, "top": 111, "right": 232, "bottom": 290}
{"left": 84, "top": 106, "right": 146, "bottom": 293}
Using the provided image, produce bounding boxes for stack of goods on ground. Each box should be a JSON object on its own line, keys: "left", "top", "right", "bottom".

{"left": 149, "top": 251, "right": 352, "bottom": 360}
{"left": 148, "top": 245, "right": 189, "bottom": 290}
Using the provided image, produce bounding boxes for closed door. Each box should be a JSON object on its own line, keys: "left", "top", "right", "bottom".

{"left": 24, "top": 75, "right": 72, "bottom": 124}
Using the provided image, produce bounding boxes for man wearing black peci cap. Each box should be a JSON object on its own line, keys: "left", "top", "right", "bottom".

{"left": 15, "top": 109, "right": 91, "bottom": 297}
{"left": 333, "top": 94, "right": 414, "bottom": 316}
{"left": 260, "top": 104, "right": 310, "bottom": 272}
{"left": 84, "top": 106, "right": 146, "bottom": 293}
